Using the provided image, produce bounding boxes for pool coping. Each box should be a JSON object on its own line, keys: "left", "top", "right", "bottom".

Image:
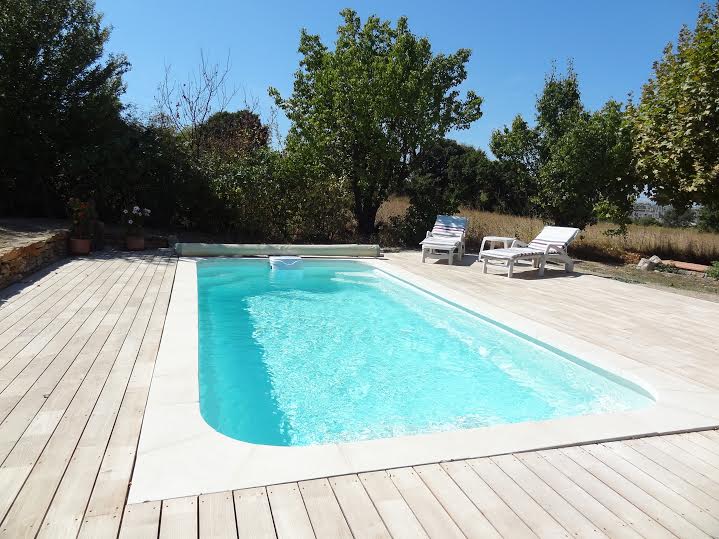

{"left": 129, "top": 256, "right": 719, "bottom": 503}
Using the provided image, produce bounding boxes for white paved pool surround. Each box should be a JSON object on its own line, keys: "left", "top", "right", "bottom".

{"left": 129, "top": 257, "right": 719, "bottom": 502}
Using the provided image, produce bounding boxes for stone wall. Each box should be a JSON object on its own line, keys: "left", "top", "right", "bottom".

{"left": 0, "top": 231, "right": 69, "bottom": 290}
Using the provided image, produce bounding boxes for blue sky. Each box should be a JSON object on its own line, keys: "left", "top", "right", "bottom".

{"left": 96, "top": 0, "right": 703, "bottom": 153}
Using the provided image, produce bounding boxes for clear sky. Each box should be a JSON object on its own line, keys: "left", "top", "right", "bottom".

{"left": 96, "top": 0, "right": 704, "bottom": 153}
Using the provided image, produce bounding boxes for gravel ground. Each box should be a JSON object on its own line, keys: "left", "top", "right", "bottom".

{"left": 573, "top": 259, "right": 719, "bottom": 302}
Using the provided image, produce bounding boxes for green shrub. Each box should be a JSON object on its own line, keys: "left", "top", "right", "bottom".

{"left": 707, "top": 261, "right": 719, "bottom": 280}
{"left": 205, "top": 148, "right": 355, "bottom": 242}
{"left": 633, "top": 216, "right": 662, "bottom": 227}
{"left": 655, "top": 263, "right": 681, "bottom": 274}
{"left": 698, "top": 203, "right": 719, "bottom": 233}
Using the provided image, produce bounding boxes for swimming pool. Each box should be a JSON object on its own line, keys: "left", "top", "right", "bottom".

{"left": 197, "top": 259, "right": 652, "bottom": 446}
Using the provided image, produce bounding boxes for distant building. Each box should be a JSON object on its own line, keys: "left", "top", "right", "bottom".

{"left": 632, "top": 201, "right": 669, "bottom": 220}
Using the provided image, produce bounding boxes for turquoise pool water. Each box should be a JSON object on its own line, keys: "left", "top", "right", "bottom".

{"left": 198, "top": 259, "right": 652, "bottom": 446}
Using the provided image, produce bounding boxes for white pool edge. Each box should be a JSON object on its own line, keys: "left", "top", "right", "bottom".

{"left": 129, "top": 257, "right": 719, "bottom": 503}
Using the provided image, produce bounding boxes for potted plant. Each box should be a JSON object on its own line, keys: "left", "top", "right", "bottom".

{"left": 123, "top": 205, "right": 151, "bottom": 250}
{"left": 68, "top": 198, "right": 95, "bottom": 255}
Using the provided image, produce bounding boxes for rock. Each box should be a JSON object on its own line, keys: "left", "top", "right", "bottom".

{"left": 0, "top": 230, "right": 69, "bottom": 289}
{"left": 649, "top": 255, "right": 662, "bottom": 264}
{"left": 636, "top": 257, "right": 656, "bottom": 271}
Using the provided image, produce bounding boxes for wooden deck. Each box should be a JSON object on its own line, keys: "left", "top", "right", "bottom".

{"left": 0, "top": 252, "right": 717, "bottom": 538}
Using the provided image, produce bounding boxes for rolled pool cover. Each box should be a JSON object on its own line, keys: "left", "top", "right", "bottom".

{"left": 174, "top": 243, "right": 381, "bottom": 257}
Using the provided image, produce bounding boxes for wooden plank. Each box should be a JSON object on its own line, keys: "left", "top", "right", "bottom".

{"left": 388, "top": 467, "right": 464, "bottom": 538}
{"left": 540, "top": 449, "right": 675, "bottom": 539}
{"left": 0, "top": 258, "right": 81, "bottom": 316}
{"left": 71, "top": 258, "right": 175, "bottom": 539}
{"left": 359, "top": 471, "right": 428, "bottom": 539}
{"left": 233, "top": 487, "right": 276, "bottom": 539}
{"left": 199, "top": 491, "right": 237, "bottom": 539}
{"left": 267, "top": 483, "right": 314, "bottom": 539}
{"left": 516, "top": 452, "right": 642, "bottom": 539}
{"left": 687, "top": 431, "right": 719, "bottom": 456}
{"left": 0, "top": 257, "right": 107, "bottom": 350}
{"left": 160, "top": 496, "right": 198, "bottom": 539}
{"left": 0, "top": 257, "right": 119, "bottom": 385}
{"left": 491, "top": 454, "right": 607, "bottom": 538}
{"left": 0, "top": 258, "right": 149, "bottom": 465}
{"left": 468, "top": 457, "right": 570, "bottom": 538}
{"left": 299, "top": 478, "right": 352, "bottom": 539}
{"left": 604, "top": 441, "right": 719, "bottom": 514}
{"left": 0, "top": 258, "right": 138, "bottom": 421}
{"left": 0, "top": 257, "right": 166, "bottom": 534}
{"left": 698, "top": 429, "right": 719, "bottom": 442}
{"left": 584, "top": 443, "right": 719, "bottom": 536}
{"left": 440, "top": 460, "right": 536, "bottom": 539}
{"left": 414, "top": 463, "right": 500, "bottom": 539}
{"left": 663, "top": 434, "right": 719, "bottom": 468}
{"left": 328, "top": 475, "right": 389, "bottom": 539}
{"left": 563, "top": 446, "right": 710, "bottom": 538}
{"left": 642, "top": 436, "right": 719, "bottom": 488}
{"left": 0, "top": 258, "right": 112, "bottom": 365}
{"left": 627, "top": 438, "right": 719, "bottom": 500}
{"left": 119, "top": 501, "right": 161, "bottom": 539}
{"left": 0, "top": 258, "right": 95, "bottom": 326}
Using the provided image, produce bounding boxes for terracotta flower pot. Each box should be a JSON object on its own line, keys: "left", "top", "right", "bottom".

{"left": 126, "top": 236, "right": 145, "bottom": 251}
{"left": 69, "top": 238, "right": 91, "bottom": 255}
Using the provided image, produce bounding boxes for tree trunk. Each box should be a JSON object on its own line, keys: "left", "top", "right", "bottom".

{"left": 353, "top": 193, "right": 379, "bottom": 238}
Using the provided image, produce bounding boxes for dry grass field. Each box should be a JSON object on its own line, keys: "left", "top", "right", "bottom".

{"left": 377, "top": 197, "right": 719, "bottom": 264}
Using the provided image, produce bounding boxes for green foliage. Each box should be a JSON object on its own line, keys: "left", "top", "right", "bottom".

{"left": 629, "top": 2, "right": 719, "bottom": 209}
{"left": 196, "top": 110, "right": 270, "bottom": 158}
{"left": 697, "top": 202, "right": 719, "bottom": 232}
{"left": 204, "top": 146, "right": 354, "bottom": 242}
{"left": 67, "top": 199, "right": 96, "bottom": 239}
{"left": 655, "top": 262, "right": 682, "bottom": 274}
{"left": 633, "top": 216, "right": 663, "bottom": 227}
{"left": 0, "top": 0, "right": 129, "bottom": 216}
{"left": 661, "top": 207, "right": 696, "bottom": 228}
{"left": 270, "top": 9, "right": 482, "bottom": 235}
{"left": 398, "top": 140, "right": 466, "bottom": 244}
{"left": 491, "top": 67, "right": 642, "bottom": 230}
{"left": 707, "top": 261, "right": 719, "bottom": 279}
{"left": 395, "top": 139, "right": 504, "bottom": 244}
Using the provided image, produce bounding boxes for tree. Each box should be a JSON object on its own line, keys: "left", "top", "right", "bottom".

{"left": 489, "top": 116, "right": 540, "bottom": 215}
{"left": 270, "top": 9, "right": 482, "bottom": 236}
{"left": 697, "top": 202, "right": 719, "bottom": 232}
{"left": 630, "top": 2, "right": 719, "bottom": 210}
{"left": 491, "top": 67, "right": 641, "bottom": 229}
{"left": 661, "top": 207, "right": 696, "bottom": 228}
{"left": 196, "top": 110, "right": 270, "bottom": 158}
{"left": 0, "top": 0, "right": 129, "bottom": 216}
{"left": 156, "top": 51, "right": 237, "bottom": 157}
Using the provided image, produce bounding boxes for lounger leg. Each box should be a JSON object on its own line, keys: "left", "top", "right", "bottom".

{"left": 422, "top": 248, "right": 426, "bottom": 263}
{"left": 508, "top": 260, "right": 514, "bottom": 278}
{"left": 448, "top": 250, "right": 454, "bottom": 265}
{"left": 483, "top": 258, "right": 488, "bottom": 274}
{"left": 565, "top": 260, "right": 574, "bottom": 272}
{"left": 538, "top": 257, "right": 546, "bottom": 277}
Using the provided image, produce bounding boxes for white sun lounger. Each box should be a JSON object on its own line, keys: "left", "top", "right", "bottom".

{"left": 420, "top": 215, "right": 468, "bottom": 265}
{"left": 479, "top": 225, "right": 580, "bottom": 278}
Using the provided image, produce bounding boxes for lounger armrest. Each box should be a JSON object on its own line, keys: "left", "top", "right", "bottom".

{"left": 543, "top": 243, "right": 565, "bottom": 254}
{"left": 511, "top": 239, "right": 527, "bottom": 248}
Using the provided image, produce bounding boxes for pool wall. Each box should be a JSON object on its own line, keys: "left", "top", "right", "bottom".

{"left": 129, "top": 256, "right": 719, "bottom": 503}
{"left": 175, "top": 243, "right": 381, "bottom": 257}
